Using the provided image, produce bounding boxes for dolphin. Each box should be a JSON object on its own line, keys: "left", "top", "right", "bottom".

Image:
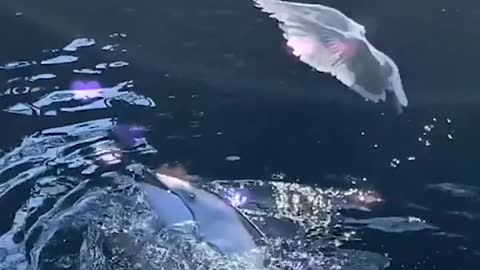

{"left": 136, "top": 167, "right": 267, "bottom": 268}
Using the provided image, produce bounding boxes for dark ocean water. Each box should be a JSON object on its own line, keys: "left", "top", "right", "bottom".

{"left": 0, "top": 0, "right": 479, "bottom": 269}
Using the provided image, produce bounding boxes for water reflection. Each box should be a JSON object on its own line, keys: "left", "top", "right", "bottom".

{"left": 344, "top": 216, "right": 438, "bottom": 233}
{"left": 62, "top": 38, "right": 96, "bottom": 52}
{"left": 1, "top": 35, "right": 152, "bottom": 118}
{"left": 0, "top": 61, "right": 34, "bottom": 70}
{"left": 40, "top": 55, "right": 78, "bottom": 65}
{"left": 4, "top": 81, "right": 155, "bottom": 116}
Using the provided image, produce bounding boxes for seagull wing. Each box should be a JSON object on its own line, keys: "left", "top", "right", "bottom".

{"left": 254, "top": 0, "right": 396, "bottom": 103}
{"left": 254, "top": 0, "right": 408, "bottom": 106}
{"left": 253, "top": 0, "right": 366, "bottom": 36}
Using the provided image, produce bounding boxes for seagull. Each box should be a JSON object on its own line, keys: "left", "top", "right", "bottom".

{"left": 253, "top": 0, "right": 408, "bottom": 112}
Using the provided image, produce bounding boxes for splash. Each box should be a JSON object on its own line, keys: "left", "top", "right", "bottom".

{"left": 92, "top": 142, "right": 124, "bottom": 166}
{"left": 226, "top": 189, "right": 248, "bottom": 207}
{"left": 345, "top": 189, "right": 384, "bottom": 211}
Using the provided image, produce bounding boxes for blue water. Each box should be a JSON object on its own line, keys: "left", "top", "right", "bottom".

{"left": 0, "top": 0, "right": 479, "bottom": 269}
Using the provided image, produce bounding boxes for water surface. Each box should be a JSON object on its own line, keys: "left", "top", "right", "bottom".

{"left": 1, "top": 0, "right": 480, "bottom": 269}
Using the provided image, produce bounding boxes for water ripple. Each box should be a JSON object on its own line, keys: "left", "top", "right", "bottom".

{"left": 0, "top": 118, "right": 155, "bottom": 270}
{"left": 40, "top": 56, "right": 78, "bottom": 65}
{"left": 63, "top": 38, "right": 96, "bottom": 52}
{"left": 4, "top": 81, "right": 155, "bottom": 116}
{"left": 1, "top": 35, "right": 155, "bottom": 118}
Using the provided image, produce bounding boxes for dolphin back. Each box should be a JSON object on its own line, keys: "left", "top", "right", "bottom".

{"left": 136, "top": 168, "right": 267, "bottom": 267}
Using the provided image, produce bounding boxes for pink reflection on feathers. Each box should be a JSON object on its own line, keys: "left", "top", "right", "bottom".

{"left": 287, "top": 36, "right": 358, "bottom": 62}
{"left": 287, "top": 36, "right": 317, "bottom": 58}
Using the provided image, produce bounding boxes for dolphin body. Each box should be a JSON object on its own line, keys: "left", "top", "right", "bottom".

{"left": 136, "top": 168, "right": 267, "bottom": 268}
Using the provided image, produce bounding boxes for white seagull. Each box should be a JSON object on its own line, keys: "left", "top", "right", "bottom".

{"left": 253, "top": 0, "right": 408, "bottom": 111}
